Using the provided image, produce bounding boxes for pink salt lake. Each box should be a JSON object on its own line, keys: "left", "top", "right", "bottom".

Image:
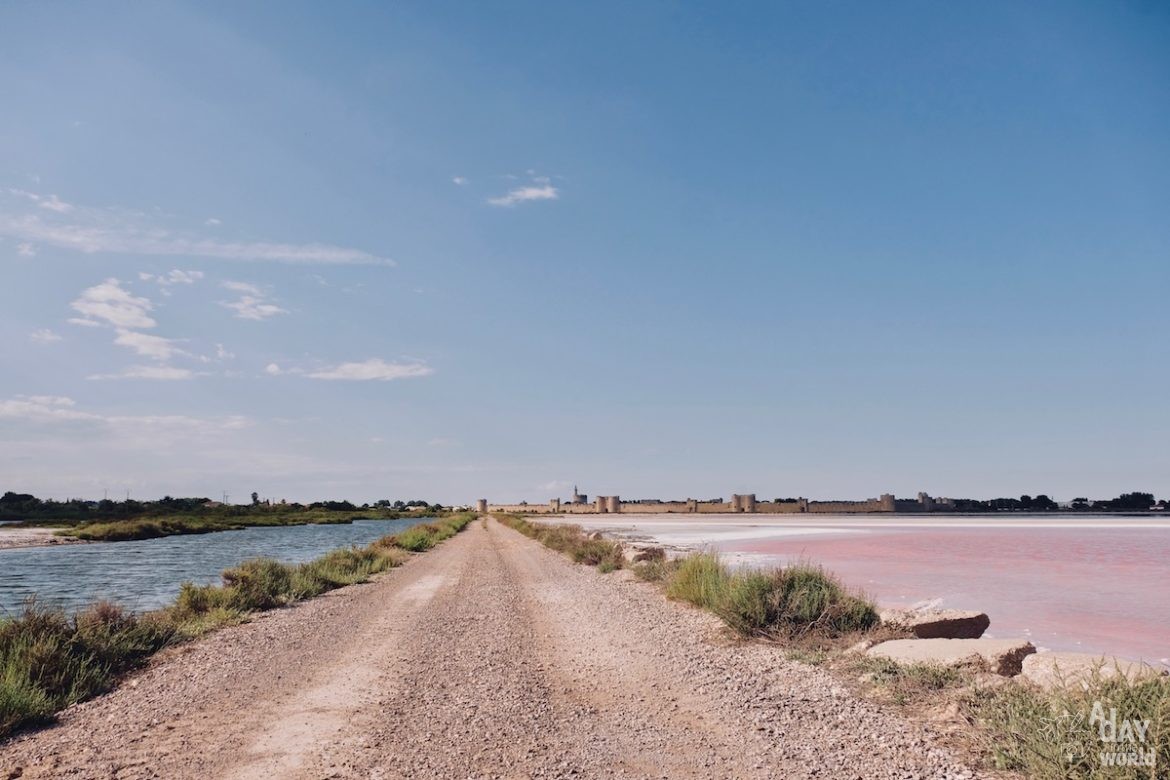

{"left": 559, "top": 513, "right": 1170, "bottom": 666}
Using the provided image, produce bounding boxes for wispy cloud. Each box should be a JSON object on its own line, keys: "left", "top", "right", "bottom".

{"left": 221, "top": 280, "right": 263, "bottom": 295}
{"left": 139, "top": 269, "right": 204, "bottom": 287}
{"left": 219, "top": 281, "right": 287, "bottom": 321}
{"left": 112, "top": 329, "right": 183, "bottom": 361}
{"left": 452, "top": 176, "right": 468, "bottom": 186}
{"left": 0, "top": 394, "right": 246, "bottom": 431}
{"left": 222, "top": 296, "right": 288, "bottom": 320}
{"left": 87, "top": 365, "right": 198, "bottom": 381}
{"left": 306, "top": 358, "right": 433, "bottom": 382}
{"left": 16, "top": 242, "right": 36, "bottom": 257}
{"left": 30, "top": 328, "right": 62, "bottom": 344}
{"left": 1, "top": 189, "right": 392, "bottom": 266}
{"left": 487, "top": 184, "right": 559, "bottom": 207}
{"left": 70, "top": 278, "right": 156, "bottom": 329}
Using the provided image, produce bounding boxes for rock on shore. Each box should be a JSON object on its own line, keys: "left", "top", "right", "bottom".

{"left": 879, "top": 609, "right": 990, "bottom": 640}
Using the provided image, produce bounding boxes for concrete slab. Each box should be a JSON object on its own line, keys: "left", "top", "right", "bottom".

{"left": 867, "top": 638, "right": 1036, "bottom": 676}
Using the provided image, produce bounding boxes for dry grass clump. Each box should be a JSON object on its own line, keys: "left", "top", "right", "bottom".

{"left": 0, "top": 512, "right": 475, "bottom": 740}
{"left": 966, "top": 669, "right": 1170, "bottom": 779}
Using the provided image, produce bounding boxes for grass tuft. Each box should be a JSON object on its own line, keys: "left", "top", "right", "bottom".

{"left": 664, "top": 553, "right": 877, "bottom": 638}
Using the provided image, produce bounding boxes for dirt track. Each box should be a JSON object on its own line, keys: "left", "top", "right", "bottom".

{"left": 0, "top": 518, "right": 979, "bottom": 779}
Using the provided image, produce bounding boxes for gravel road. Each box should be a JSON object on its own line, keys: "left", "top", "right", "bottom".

{"left": 0, "top": 517, "right": 981, "bottom": 779}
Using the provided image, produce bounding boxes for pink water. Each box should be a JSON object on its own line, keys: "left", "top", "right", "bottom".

{"left": 560, "top": 513, "right": 1170, "bottom": 665}
{"left": 728, "top": 527, "right": 1170, "bottom": 664}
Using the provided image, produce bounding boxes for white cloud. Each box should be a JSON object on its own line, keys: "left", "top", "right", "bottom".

{"left": 452, "top": 176, "right": 467, "bottom": 186}
{"left": 0, "top": 394, "right": 248, "bottom": 435}
{"left": 221, "top": 280, "right": 263, "bottom": 295}
{"left": 221, "top": 295, "right": 287, "bottom": 321}
{"left": 113, "top": 329, "right": 183, "bottom": 361}
{"left": 0, "top": 190, "right": 392, "bottom": 265}
{"left": 16, "top": 242, "right": 36, "bottom": 257}
{"left": 38, "top": 194, "right": 74, "bottom": 213}
{"left": 70, "top": 278, "right": 156, "bottom": 329}
{"left": 0, "top": 395, "right": 92, "bottom": 422}
{"left": 307, "top": 359, "right": 433, "bottom": 382}
{"left": 215, "top": 343, "right": 234, "bottom": 360}
{"left": 205, "top": 217, "right": 222, "bottom": 226}
{"left": 219, "top": 281, "right": 286, "bottom": 320}
{"left": 487, "top": 184, "right": 559, "bottom": 207}
{"left": 265, "top": 363, "right": 283, "bottom": 376}
{"left": 140, "top": 269, "right": 204, "bottom": 287}
{"left": 87, "top": 365, "right": 197, "bottom": 381}
{"left": 30, "top": 328, "right": 63, "bottom": 344}
{"left": 67, "top": 317, "right": 102, "bottom": 328}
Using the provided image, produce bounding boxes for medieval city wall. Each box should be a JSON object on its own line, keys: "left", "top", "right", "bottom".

{"left": 485, "top": 493, "right": 898, "bottom": 515}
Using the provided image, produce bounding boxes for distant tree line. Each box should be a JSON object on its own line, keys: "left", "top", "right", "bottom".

{"left": 949, "top": 492, "right": 1164, "bottom": 512}
{"left": 0, "top": 491, "right": 445, "bottom": 524}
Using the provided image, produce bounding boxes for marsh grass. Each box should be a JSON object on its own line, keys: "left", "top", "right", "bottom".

{"left": 0, "top": 512, "right": 474, "bottom": 740}
{"left": 0, "top": 601, "right": 173, "bottom": 736}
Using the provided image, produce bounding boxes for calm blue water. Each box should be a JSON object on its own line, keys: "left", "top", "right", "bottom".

{"left": 0, "top": 519, "right": 421, "bottom": 615}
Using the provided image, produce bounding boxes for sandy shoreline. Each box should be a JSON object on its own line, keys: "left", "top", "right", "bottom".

{"left": 0, "top": 526, "right": 85, "bottom": 550}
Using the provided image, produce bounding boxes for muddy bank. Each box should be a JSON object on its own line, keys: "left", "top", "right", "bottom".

{"left": 0, "top": 526, "right": 85, "bottom": 550}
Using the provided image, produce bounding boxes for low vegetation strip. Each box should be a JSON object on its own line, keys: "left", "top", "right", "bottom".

{"left": 493, "top": 515, "right": 877, "bottom": 638}
{"left": 57, "top": 508, "right": 455, "bottom": 543}
{"left": 0, "top": 512, "right": 475, "bottom": 740}
{"left": 494, "top": 514, "right": 625, "bottom": 572}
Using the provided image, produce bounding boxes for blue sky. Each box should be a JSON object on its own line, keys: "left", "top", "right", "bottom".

{"left": 2, "top": 1, "right": 1168, "bottom": 504}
